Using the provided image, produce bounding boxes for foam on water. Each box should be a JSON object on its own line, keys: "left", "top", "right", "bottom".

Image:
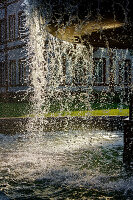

{"left": 0, "top": 129, "right": 133, "bottom": 198}
{"left": 0, "top": 130, "right": 130, "bottom": 195}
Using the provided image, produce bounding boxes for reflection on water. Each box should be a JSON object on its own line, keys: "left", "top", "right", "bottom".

{"left": 0, "top": 129, "right": 133, "bottom": 199}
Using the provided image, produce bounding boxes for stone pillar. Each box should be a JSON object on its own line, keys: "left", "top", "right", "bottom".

{"left": 129, "top": 93, "right": 133, "bottom": 121}
{"left": 123, "top": 93, "right": 133, "bottom": 168}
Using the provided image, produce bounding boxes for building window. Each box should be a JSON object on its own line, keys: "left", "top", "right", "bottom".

{"left": 118, "top": 59, "right": 131, "bottom": 85}
{"left": 9, "top": 60, "right": 16, "bottom": 86}
{"left": 0, "top": 61, "right": 6, "bottom": 86}
{"left": 0, "top": 19, "right": 6, "bottom": 43}
{"left": 18, "top": 12, "right": 26, "bottom": 38}
{"left": 93, "top": 58, "right": 106, "bottom": 85}
{"left": 18, "top": 59, "right": 29, "bottom": 86}
{"left": 9, "top": 14, "right": 15, "bottom": 40}
{"left": 73, "top": 58, "right": 86, "bottom": 85}
{"left": 59, "top": 55, "right": 66, "bottom": 86}
{"left": 124, "top": 60, "right": 131, "bottom": 85}
{"left": 118, "top": 61, "right": 123, "bottom": 85}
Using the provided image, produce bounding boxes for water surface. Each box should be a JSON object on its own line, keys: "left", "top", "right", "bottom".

{"left": 0, "top": 129, "right": 133, "bottom": 199}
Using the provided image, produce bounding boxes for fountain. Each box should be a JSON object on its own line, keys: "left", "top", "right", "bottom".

{"left": 26, "top": 0, "right": 133, "bottom": 165}
{"left": 28, "top": 0, "right": 133, "bottom": 48}
{"left": 1, "top": 0, "right": 133, "bottom": 199}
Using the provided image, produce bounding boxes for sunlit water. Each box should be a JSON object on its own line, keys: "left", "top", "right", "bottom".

{"left": 0, "top": 129, "right": 133, "bottom": 199}
{"left": 3, "top": 1, "right": 132, "bottom": 199}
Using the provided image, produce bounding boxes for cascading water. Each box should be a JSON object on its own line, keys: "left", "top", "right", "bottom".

{"left": 0, "top": 0, "right": 133, "bottom": 199}
{"left": 0, "top": 129, "right": 127, "bottom": 199}
{"left": 24, "top": 0, "right": 96, "bottom": 133}
{"left": 25, "top": 0, "right": 131, "bottom": 122}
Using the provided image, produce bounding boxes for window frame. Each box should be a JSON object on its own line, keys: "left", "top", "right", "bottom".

{"left": 0, "top": 18, "right": 6, "bottom": 43}
{"left": 18, "top": 59, "right": 29, "bottom": 86}
{"left": 93, "top": 58, "right": 106, "bottom": 86}
{"left": 73, "top": 57, "right": 87, "bottom": 86}
{"left": 124, "top": 59, "right": 131, "bottom": 86}
{"left": 9, "top": 60, "right": 16, "bottom": 87}
{"left": 0, "top": 61, "right": 6, "bottom": 86}
{"left": 118, "top": 59, "right": 131, "bottom": 86}
{"left": 8, "top": 14, "right": 15, "bottom": 41}
{"left": 18, "top": 11, "right": 26, "bottom": 38}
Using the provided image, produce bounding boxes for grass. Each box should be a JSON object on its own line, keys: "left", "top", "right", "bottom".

{"left": 0, "top": 102, "right": 129, "bottom": 118}
{"left": 46, "top": 109, "right": 129, "bottom": 117}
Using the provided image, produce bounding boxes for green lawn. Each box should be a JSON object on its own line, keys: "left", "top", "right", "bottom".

{"left": 0, "top": 102, "right": 129, "bottom": 118}
{"left": 45, "top": 109, "right": 129, "bottom": 118}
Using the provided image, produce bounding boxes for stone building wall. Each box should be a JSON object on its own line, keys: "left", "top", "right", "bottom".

{"left": 0, "top": 0, "right": 133, "bottom": 97}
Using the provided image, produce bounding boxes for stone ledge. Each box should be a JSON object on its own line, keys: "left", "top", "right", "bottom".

{"left": 0, "top": 116, "right": 127, "bottom": 134}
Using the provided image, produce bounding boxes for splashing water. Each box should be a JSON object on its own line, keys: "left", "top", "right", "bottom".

{"left": 1, "top": 129, "right": 133, "bottom": 199}
{"left": 24, "top": 0, "right": 97, "bottom": 133}
{"left": 24, "top": 0, "right": 131, "bottom": 122}
{"left": 1, "top": 0, "right": 132, "bottom": 199}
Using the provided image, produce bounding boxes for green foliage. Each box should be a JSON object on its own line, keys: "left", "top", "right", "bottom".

{"left": 42, "top": 94, "right": 88, "bottom": 113}
{"left": 49, "top": 98, "right": 60, "bottom": 113}
{"left": 0, "top": 91, "right": 129, "bottom": 117}
{"left": 67, "top": 96, "right": 86, "bottom": 111}
{"left": 90, "top": 90, "right": 122, "bottom": 104}
{"left": 0, "top": 102, "right": 31, "bottom": 118}
{"left": 42, "top": 91, "right": 128, "bottom": 113}
{"left": 90, "top": 102, "right": 128, "bottom": 110}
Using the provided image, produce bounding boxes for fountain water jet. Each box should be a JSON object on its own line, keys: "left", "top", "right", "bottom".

{"left": 1, "top": 0, "right": 133, "bottom": 199}
{"left": 25, "top": 0, "right": 133, "bottom": 168}
{"left": 24, "top": 0, "right": 96, "bottom": 133}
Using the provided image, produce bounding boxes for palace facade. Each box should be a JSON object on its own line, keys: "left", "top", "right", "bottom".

{"left": 0, "top": 0, "right": 133, "bottom": 96}
{"left": 0, "top": 0, "right": 29, "bottom": 94}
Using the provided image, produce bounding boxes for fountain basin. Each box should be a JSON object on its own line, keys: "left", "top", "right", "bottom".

{"left": 29, "top": 0, "right": 133, "bottom": 48}
{"left": 0, "top": 116, "right": 127, "bottom": 134}
{"left": 0, "top": 127, "right": 126, "bottom": 199}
